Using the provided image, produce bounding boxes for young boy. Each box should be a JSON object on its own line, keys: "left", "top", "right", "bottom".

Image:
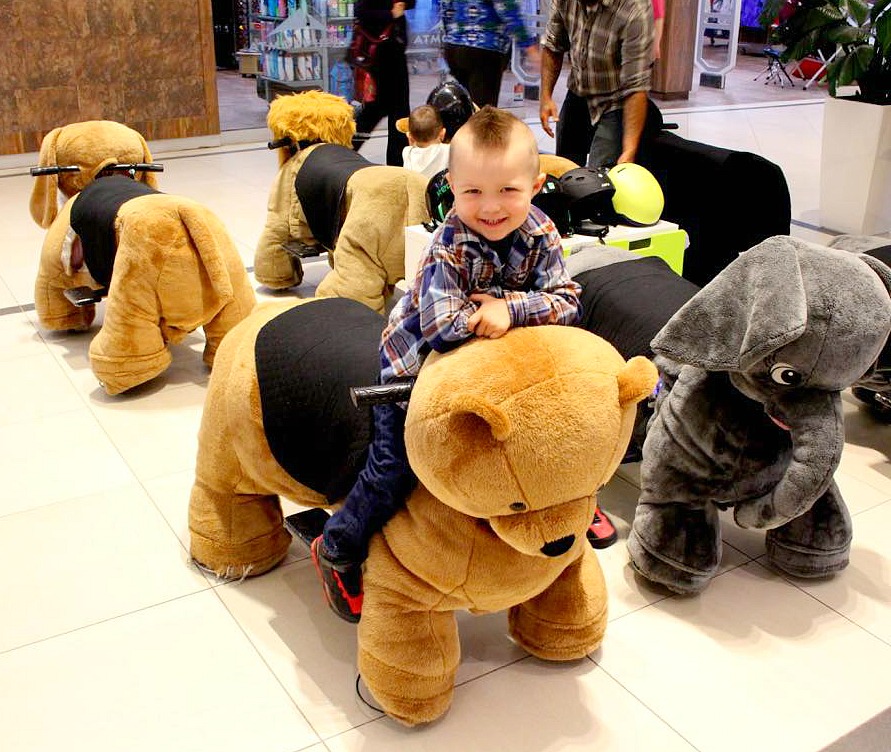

{"left": 312, "top": 105, "right": 582, "bottom": 622}
{"left": 401, "top": 104, "right": 451, "bottom": 178}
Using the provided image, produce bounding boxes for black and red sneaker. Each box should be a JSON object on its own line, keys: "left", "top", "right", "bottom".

{"left": 586, "top": 510, "right": 618, "bottom": 549}
{"left": 310, "top": 536, "right": 363, "bottom": 623}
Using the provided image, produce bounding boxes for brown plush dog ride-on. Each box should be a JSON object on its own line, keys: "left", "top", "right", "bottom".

{"left": 255, "top": 91, "right": 430, "bottom": 313}
{"left": 30, "top": 120, "right": 159, "bottom": 230}
{"left": 34, "top": 175, "right": 256, "bottom": 395}
{"left": 188, "top": 296, "right": 657, "bottom": 726}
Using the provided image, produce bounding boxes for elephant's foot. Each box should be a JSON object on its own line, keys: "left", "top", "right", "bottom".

{"left": 89, "top": 346, "right": 172, "bottom": 395}
{"left": 627, "top": 503, "right": 721, "bottom": 595}
{"left": 358, "top": 648, "right": 455, "bottom": 727}
{"left": 765, "top": 486, "right": 852, "bottom": 578}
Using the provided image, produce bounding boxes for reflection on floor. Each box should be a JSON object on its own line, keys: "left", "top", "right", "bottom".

{"left": 1, "top": 97, "right": 890, "bottom": 752}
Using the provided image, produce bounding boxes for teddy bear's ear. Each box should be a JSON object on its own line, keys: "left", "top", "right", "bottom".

{"left": 617, "top": 356, "right": 659, "bottom": 409}
{"left": 451, "top": 393, "right": 512, "bottom": 442}
{"left": 30, "top": 127, "right": 63, "bottom": 228}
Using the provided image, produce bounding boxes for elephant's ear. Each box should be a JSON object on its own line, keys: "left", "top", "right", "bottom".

{"left": 651, "top": 236, "right": 808, "bottom": 372}
{"left": 860, "top": 252, "right": 891, "bottom": 296}
{"left": 30, "top": 127, "right": 63, "bottom": 228}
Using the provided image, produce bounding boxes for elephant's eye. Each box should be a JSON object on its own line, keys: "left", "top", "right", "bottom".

{"left": 509, "top": 501, "right": 527, "bottom": 512}
{"left": 769, "top": 363, "right": 802, "bottom": 386}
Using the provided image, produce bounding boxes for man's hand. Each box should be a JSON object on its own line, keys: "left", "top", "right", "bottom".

{"left": 540, "top": 97, "right": 559, "bottom": 138}
{"left": 467, "top": 293, "right": 511, "bottom": 338}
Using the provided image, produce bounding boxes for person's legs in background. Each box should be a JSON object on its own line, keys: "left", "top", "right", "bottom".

{"left": 443, "top": 43, "right": 508, "bottom": 106}
{"left": 355, "top": 97, "right": 385, "bottom": 140}
{"left": 587, "top": 108, "right": 623, "bottom": 169}
{"left": 555, "top": 89, "right": 594, "bottom": 167}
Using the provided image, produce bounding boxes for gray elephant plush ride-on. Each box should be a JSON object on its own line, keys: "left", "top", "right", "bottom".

{"left": 628, "top": 235, "right": 891, "bottom": 594}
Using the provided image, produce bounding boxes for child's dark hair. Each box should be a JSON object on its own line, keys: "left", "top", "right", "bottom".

{"left": 408, "top": 105, "right": 444, "bottom": 144}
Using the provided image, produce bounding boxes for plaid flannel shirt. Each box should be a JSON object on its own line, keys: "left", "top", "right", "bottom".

{"left": 542, "top": 0, "right": 653, "bottom": 123}
{"left": 380, "top": 205, "right": 582, "bottom": 382}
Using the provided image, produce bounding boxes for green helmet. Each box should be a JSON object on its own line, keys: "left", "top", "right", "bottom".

{"left": 607, "top": 163, "right": 664, "bottom": 226}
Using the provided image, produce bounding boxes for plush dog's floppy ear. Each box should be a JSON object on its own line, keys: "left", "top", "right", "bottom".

{"left": 651, "top": 235, "right": 808, "bottom": 371}
{"left": 177, "top": 202, "right": 235, "bottom": 312}
{"left": 136, "top": 132, "right": 158, "bottom": 189}
{"left": 30, "top": 127, "right": 63, "bottom": 228}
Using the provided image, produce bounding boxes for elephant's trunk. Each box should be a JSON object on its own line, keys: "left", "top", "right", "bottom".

{"left": 734, "top": 391, "right": 845, "bottom": 529}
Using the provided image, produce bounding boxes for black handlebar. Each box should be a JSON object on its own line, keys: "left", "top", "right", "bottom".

{"left": 349, "top": 381, "right": 415, "bottom": 408}
{"left": 96, "top": 163, "right": 164, "bottom": 177}
{"left": 268, "top": 137, "right": 293, "bottom": 150}
{"left": 30, "top": 165, "right": 81, "bottom": 176}
{"left": 30, "top": 163, "right": 163, "bottom": 178}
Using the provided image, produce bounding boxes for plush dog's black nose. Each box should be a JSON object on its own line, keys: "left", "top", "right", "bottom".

{"left": 541, "top": 535, "right": 575, "bottom": 557}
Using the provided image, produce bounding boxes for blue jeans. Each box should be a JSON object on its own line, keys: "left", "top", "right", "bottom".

{"left": 322, "top": 401, "right": 416, "bottom": 563}
{"left": 587, "top": 109, "right": 623, "bottom": 169}
{"left": 555, "top": 90, "right": 623, "bottom": 169}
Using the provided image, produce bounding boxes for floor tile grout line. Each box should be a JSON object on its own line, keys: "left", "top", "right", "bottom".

{"left": 202, "top": 557, "right": 375, "bottom": 745}
{"left": 586, "top": 653, "right": 705, "bottom": 752}
{"left": 0, "top": 587, "right": 211, "bottom": 658}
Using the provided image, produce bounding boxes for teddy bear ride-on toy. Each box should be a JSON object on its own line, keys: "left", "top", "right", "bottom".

{"left": 188, "top": 296, "right": 657, "bottom": 725}
{"left": 628, "top": 236, "right": 891, "bottom": 595}
{"left": 255, "top": 91, "right": 429, "bottom": 314}
{"left": 33, "top": 172, "right": 256, "bottom": 395}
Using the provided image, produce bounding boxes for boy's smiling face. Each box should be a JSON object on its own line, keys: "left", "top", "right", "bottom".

{"left": 447, "top": 132, "right": 546, "bottom": 243}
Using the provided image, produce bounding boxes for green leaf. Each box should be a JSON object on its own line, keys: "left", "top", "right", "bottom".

{"left": 876, "top": 11, "right": 891, "bottom": 54}
{"left": 847, "top": 0, "right": 869, "bottom": 25}
{"left": 872, "top": 0, "right": 891, "bottom": 23}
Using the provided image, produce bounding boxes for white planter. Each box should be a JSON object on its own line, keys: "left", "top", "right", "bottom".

{"left": 820, "top": 97, "right": 891, "bottom": 235}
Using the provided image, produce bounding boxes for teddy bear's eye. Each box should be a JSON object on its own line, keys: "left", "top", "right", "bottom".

{"left": 769, "top": 363, "right": 802, "bottom": 386}
{"left": 509, "top": 501, "right": 527, "bottom": 512}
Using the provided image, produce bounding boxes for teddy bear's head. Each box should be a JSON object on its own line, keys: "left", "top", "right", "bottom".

{"left": 267, "top": 91, "right": 356, "bottom": 167}
{"left": 30, "top": 120, "right": 156, "bottom": 229}
{"left": 404, "top": 326, "right": 657, "bottom": 555}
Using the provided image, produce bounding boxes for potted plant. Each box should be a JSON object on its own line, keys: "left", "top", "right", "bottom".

{"left": 761, "top": 0, "right": 891, "bottom": 233}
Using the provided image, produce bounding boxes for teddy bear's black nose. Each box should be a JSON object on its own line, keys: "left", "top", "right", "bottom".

{"left": 541, "top": 535, "right": 575, "bottom": 557}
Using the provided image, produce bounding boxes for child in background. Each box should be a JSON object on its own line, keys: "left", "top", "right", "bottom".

{"left": 401, "top": 104, "right": 451, "bottom": 178}
{"left": 311, "top": 106, "right": 583, "bottom": 622}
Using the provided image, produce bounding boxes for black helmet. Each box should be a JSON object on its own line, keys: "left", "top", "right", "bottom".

{"left": 426, "top": 80, "right": 474, "bottom": 141}
{"left": 559, "top": 167, "right": 616, "bottom": 227}
{"left": 424, "top": 168, "right": 454, "bottom": 231}
{"left": 531, "top": 175, "right": 573, "bottom": 237}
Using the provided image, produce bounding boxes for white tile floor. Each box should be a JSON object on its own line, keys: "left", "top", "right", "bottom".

{"left": 1, "top": 101, "right": 891, "bottom": 751}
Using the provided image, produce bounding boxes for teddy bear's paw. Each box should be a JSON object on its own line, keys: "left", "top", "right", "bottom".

{"left": 360, "top": 682, "right": 454, "bottom": 727}
{"left": 357, "top": 649, "right": 456, "bottom": 726}
{"left": 508, "top": 603, "right": 607, "bottom": 661}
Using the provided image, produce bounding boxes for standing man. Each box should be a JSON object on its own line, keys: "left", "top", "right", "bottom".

{"left": 539, "top": 0, "right": 653, "bottom": 169}
{"left": 437, "top": 0, "right": 541, "bottom": 107}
